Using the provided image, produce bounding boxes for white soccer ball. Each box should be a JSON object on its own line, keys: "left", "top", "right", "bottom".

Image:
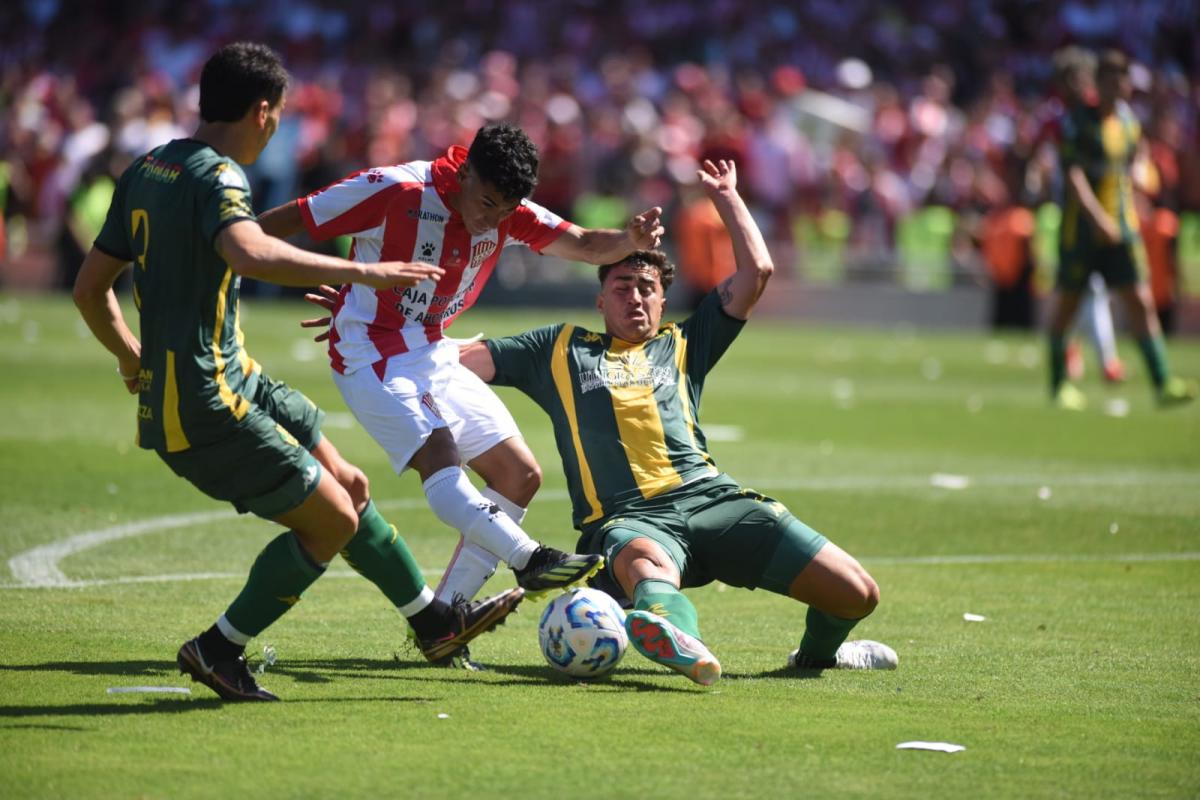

{"left": 538, "top": 587, "right": 628, "bottom": 679}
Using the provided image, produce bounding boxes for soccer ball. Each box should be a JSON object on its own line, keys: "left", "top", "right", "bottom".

{"left": 538, "top": 587, "right": 628, "bottom": 679}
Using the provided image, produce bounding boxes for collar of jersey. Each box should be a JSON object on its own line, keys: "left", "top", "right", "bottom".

{"left": 431, "top": 145, "right": 468, "bottom": 217}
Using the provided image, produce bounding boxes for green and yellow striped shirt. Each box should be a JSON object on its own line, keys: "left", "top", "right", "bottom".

{"left": 487, "top": 292, "right": 745, "bottom": 528}
{"left": 94, "top": 139, "right": 260, "bottom": 453}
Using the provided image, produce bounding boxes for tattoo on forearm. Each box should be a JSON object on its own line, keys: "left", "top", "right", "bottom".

{"left": 718, "top": 277, "right": 734, "bottom": 305}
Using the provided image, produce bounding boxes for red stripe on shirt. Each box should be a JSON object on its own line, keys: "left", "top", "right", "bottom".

{"left": 299, "top": 169, "right": 413, "bottom": 241}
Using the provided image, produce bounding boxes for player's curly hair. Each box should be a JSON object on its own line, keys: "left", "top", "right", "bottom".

{"left": 598, "top": 250, "right": 676, "bottom": 293}
{"left": 199, "top": 42, "right": 289, "bottom": 123}
{"left": 466, "top": 124, "right": 539, "bottom": 201}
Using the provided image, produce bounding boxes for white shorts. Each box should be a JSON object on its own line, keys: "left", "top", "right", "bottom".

{"left": 332, "top": 339, "right": 521, "bottom": 474}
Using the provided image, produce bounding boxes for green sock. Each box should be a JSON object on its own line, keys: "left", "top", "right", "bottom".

{"left": 1135, "top": 335, "right": 1169, "bottom": 389}
{"left": 224, "top": 531, "right": 325, "bottom": 638}
{"left": 633, "top": 579, "right": 701, "bottom": 639}
{"left": 797, "top": 606, "right": 861, "bottom": 663}
{"left": 340, "top": 499, "right": 428, "bottom": 610}
{"left": 1048, "top": 333, "right": 1067, "bottom": 393}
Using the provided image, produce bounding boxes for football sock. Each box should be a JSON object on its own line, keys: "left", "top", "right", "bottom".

{"left": 423, "top": 466, "right": 538, "bottom": 569}
{"left": 1082, "top": 277, "right": 1119, "bottom": 366}
{"left": 1135, "top": 334, "right": 1169, "bottom": 390}
{"left": 340, "top": 498, "right": 429, "bottom": 610}
{"left": 433, "top": 488, "right": 516, "bottom": 603}
{"left": 634, "top": 579, "right": 701, "bottom": 639}
{"left": 796, "top": 606, "right": 861, "bottom": 663}
{"left": 406, "top": 593, "right": 455, "bottom": 639}
{"left": 1048, "top": 333, "right": 1068, "bottom": 393}
{"left": 197, "top": 623, "right": 243, "bottom": 661}
{"left": 221, "top": 531, "right": 325, "bottom": 642}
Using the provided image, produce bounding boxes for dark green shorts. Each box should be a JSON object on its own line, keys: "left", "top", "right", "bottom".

{"left": 1057, "top": 240, "right": 1147, "bottom": 292}
{"left": 158, "top": 372, "right": 325, "bottom": 519}
{"left": 579, "top": 475, "right": 828, "bottom": 603}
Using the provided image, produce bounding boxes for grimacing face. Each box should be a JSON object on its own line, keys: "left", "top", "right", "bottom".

{"left": 454, "top": 162, "right": 522, "bottom": 235}
{"left": 598, "top": 262, "right": 665, "bottom": 343}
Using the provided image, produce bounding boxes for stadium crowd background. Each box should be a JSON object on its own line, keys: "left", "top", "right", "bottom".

{"left": 2, "top": 0, "right": 1199, "bottom": 328}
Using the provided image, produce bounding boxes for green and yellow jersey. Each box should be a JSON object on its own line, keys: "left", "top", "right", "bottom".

{"left": 94, "top": 139, "right": 260, "bottom": 453}
{"left": 487, "top": 292, "right": 745, "bottom": 529}
{"left": 1058, "top": 99, "right": 1142, "bottom": 249}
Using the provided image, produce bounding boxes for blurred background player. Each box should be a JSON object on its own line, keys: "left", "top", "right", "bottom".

{"left": 261, "top": 123, "right": 666, "bottom": 635}
{"left": 73, "top": 42, "right": 523, "bottom": 701}
{"left": 1045, "top": 47, "right": 1125, "bottom": 388}
{"left": 459, "top": 161, "right": 896, "bottom": 685}
{"left": 1045, "top": 49, "right": 1196, "bottom": 409}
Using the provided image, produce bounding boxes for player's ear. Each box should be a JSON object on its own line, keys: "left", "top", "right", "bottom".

{"left": 255, "top": 99, "right": 270, "bottom": 127}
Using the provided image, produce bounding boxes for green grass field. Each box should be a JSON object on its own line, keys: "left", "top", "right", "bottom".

{"left": 1, "top": 294, "right": 1197, "bottom": 799}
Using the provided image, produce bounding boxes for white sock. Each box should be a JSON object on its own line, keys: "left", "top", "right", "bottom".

{"left": 1082, "top": 274, "right": 1119, "bottom": 365}
{"left": 216, "top": 614, "right": 252, "bottom": 646}
{"left": 422, "top": 466, "right": 538, "bottom": 569}
{"left": 434, "top": 488, "right": 524, "bottom": 603}
{"left": 396, "top": 585, "right": 435, "bottom": 617}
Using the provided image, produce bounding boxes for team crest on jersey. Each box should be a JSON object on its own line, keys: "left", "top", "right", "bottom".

{"left": 469, "top": 240, "right": 497, "bottom": 269}
{"left": 420, "top": 392, "right": 443, "bottom": 420}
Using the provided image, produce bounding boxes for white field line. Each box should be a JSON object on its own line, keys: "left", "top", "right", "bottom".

{"left": 4, "top": 474, "right": 1198, "bottom": 590}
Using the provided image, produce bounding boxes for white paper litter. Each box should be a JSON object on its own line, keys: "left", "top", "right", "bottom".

{"left": 930, "top": 473, "right": 970, "bottom": 490}
{"left": 896, "top": 741, "right": 966, "bottom": 753}
{"left": 963, "top": 613, "right": 986, "bottom": 622}
{"left": 106, "top": 686, "right": 192, "bottom": 695}
{"left": 437, "top": 713, "right": 450, "bottom": 719}
{"left": 1103, "top": 398, "right": 1130, "bottom": 418}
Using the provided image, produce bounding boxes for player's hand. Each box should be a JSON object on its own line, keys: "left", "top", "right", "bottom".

{"left": 359, "top": 262, "right": 444, "bottom": 290}
{"left": 626, "top": 207, "right": 664, "bottom": 250}
{"left": 698, "top": 159, "right": 738, "bottom": 197}
{"left": 117, "top": 356, "right": 140, "bottom": 394}
{"left": 1094, "top": 214, "right": 1122, "bottom": 246}
{"left": 301, "top": 284, "right": 339, "bottom": 342}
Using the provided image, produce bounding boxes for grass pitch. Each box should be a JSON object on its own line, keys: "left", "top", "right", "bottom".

{"left": 0, "top": 294, "right": 1197, "bottom": 799}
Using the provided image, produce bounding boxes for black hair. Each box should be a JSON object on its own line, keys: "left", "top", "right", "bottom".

{"left": 598, "top": 250, "right": 676, "bottom": 292}
{"left": 199, "top": 42, "right": 289, "bottom": 123}
{"left": 466, "top": 124, "right": 539, "bottom": 200}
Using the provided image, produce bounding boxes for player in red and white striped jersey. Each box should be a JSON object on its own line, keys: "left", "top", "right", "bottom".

{"left": 262, "top": 124, "right": 664, "bottom": 635}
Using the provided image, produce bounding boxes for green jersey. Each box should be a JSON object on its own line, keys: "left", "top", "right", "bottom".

{"left": 1058, "top": 100, "right": 1142, "bottom": 249}
{"left": 94, "top": 138, "right": 260, "bottom": 453}
{"left": 487, "top": 292, "right": 745, "bottom": 528}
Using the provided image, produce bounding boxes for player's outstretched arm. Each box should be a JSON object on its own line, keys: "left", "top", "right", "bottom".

{"left": 458, "top": 342, "right": 497, "bottom": 383}
{"left": 218, "top": 220, "right": 444, "bottom": 289}
{"left": 541, "top": 207, "right": 664, "bottom": 265}
{"left": 257, "top": 199, "right": 305, "bottom": 239}
{"left": 699, "top": 159, "right": 774, "bottom": 320}
{"left": 73, "top": 248, "right": 141, "bottom": 394}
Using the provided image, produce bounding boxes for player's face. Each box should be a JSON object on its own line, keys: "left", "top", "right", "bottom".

{"left": 456, "top": 164, "right": 522, "bottom": 235}
{"left": 1097, "top": 69, "right": 1130, "bottom": 105}
{"left": 598, "top": 263, "right": 665, "bottom": 343}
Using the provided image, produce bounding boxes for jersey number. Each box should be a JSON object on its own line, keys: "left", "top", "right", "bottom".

{"left": 131, "top": 208, "right": 149, "bottom": 309}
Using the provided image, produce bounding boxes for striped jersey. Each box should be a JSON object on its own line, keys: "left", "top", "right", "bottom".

{"left": 94, "top": 138, "right": 261, "bottom": 453}
{"left": 1058, "top": 99, "right": 1142, "bottom": 248}
{"left": 298, "top": 145, "right": 570, "bottom": 375}
{"left": 486, "top": 292, "right": 746, "bottom": 529}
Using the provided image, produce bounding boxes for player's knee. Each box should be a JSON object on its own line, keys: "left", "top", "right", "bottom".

{"left": 856, "top": 572, "right": 881, "bottom": 618}
{"left": 344, "top": 467, "right": 370, "bottom": 511}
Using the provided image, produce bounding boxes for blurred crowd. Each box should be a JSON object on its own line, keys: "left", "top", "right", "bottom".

{"left": 3, "top": 0, "right": 1200, "bottom": 307}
